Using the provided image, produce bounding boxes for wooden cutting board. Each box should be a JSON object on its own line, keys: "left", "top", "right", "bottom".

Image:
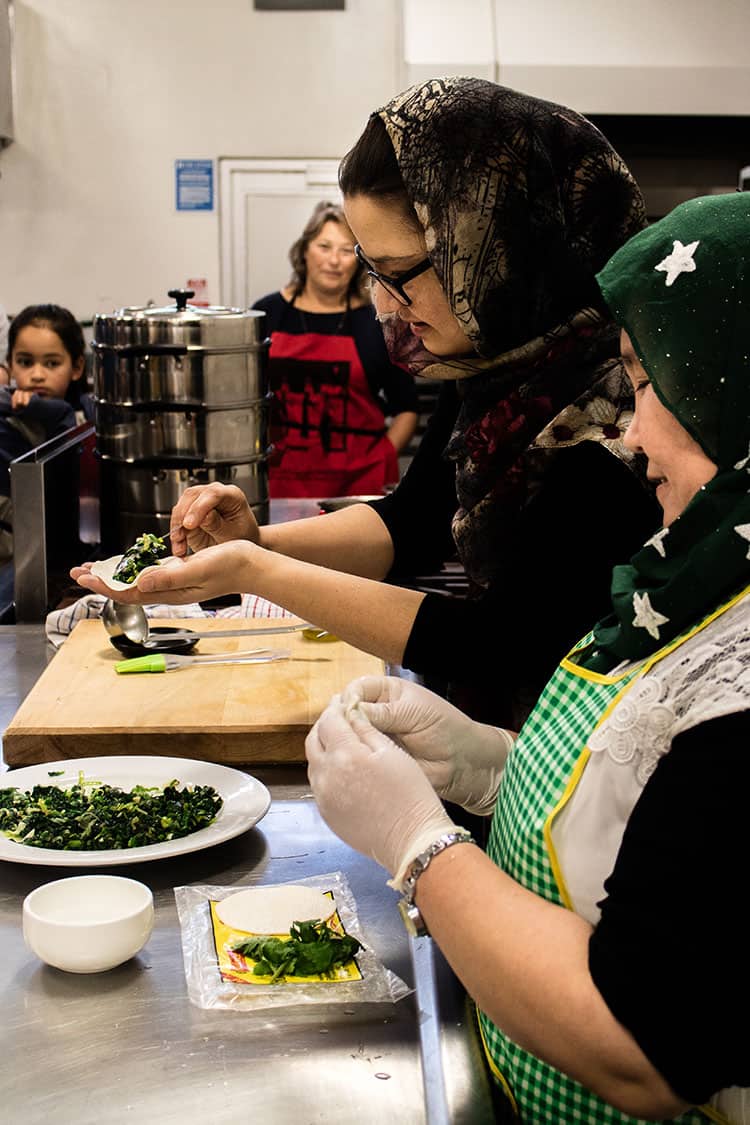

{"left": 3, "top": 619, "right": 384, "bottom": 767}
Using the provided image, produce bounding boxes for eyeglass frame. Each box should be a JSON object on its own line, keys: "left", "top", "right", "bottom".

{"left": 354, "top": 244, "right": 432, "bottom": 307}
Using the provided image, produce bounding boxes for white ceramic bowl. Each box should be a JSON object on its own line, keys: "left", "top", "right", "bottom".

{"left": 23, "top": 875, "right": 154, "bottom": 973}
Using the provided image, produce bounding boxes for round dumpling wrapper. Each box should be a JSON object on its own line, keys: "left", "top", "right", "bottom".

{"left": 89, "top": 553, "right": 174, "bottom": 592}
{"left": 216, "top": 885, "right": 336, "bottom": 935}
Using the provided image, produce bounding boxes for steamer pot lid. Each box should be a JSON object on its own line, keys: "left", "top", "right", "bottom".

{"left": 93, "top": 289, "right": 266, "bottom": 347}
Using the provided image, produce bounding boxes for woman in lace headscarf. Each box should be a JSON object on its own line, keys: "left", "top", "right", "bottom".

{"left": 306, "top": 191, "right": 750, "bottom": 1123}
{"left": 73, "top": 77, "right": 659, "bottom": 728}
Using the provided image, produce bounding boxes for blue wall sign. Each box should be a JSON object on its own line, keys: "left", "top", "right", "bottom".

{"left": 175, "top": 160, "right": 214, "bottom": 211}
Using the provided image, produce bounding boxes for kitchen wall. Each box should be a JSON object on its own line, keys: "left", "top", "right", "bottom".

{"left": 0, "top": 0, "right": 11, "bottom": 143}
{"left": 0, "top": 0, "right": 402, "bottom": 320}
{"left": 1, "top": 0, "right": 748, "bottom": 322}
{"left": 402, "top": 0, "right": 750, "bottom": 114}
{"left": 496, "top": 0, "right": 750, "bottom": 113}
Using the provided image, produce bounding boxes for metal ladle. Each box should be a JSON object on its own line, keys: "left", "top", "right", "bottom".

{"left": 102, "top": 599, "right": 313, "bottom": 647}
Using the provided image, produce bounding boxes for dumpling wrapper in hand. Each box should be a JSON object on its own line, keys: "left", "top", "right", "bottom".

{"left": 216, "top": 885, "right": 337, "bottom": 935}
{"left": 89, "top": 553, "right": 179, "bottom": 592}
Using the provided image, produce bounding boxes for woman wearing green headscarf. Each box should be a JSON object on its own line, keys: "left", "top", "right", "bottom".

{"left": 305, "top": 191, "right": 750, "bottom": 1124}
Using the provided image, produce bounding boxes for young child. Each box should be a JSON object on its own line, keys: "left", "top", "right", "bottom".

{"left": 0, "top": 304, "right": 92, "bottom": 563}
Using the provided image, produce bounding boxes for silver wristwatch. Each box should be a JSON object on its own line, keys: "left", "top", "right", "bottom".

{"left": 398, "top": 829, "right": 475, "bottom": 938}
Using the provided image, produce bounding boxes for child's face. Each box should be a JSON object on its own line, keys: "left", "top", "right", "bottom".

{"left": 9, "top": 324, "right": 84, "bottom": 398}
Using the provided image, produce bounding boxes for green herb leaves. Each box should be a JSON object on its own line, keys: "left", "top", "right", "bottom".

{"left": 112, "top": 533, "right": 168, "bottom": 585}
{"left": 232, "top": 919, "right": 361, "bottom": 983}
{"left": 0, "top": 775, "right": 222, "bottom": 850}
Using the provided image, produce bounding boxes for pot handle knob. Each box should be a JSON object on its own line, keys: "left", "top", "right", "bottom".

{"left": 167, "top": 288, "right": 195, "bottom": 311}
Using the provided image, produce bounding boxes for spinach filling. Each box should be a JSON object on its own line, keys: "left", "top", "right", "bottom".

{"left": 112, "top": 532, "right": 168, "bottom": 585}
{"left": 0, "top": 776, "right": 223, "bottom": 850}
{"left": 232, "top": 919, "right": 362, "bottom": 982}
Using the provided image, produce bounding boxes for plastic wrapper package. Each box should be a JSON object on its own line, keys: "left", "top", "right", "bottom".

{"left": 175, "top": 870, "right": 411, "bottom": 1011}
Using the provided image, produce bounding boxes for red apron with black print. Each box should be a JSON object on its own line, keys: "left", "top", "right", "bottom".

{"left": 267, "top": 329, "right": 399, "bottom": 499}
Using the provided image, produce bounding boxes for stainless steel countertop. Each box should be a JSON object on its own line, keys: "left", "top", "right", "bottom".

{"left": 0, "top": 625, "right": 55, "bottom": 768}
{"left": 0, "top": 624, "right": 495, "bottom": 1124}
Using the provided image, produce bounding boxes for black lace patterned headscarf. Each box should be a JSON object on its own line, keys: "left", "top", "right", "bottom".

{"left": 351, "top": 77, "right": 648, "bottom": 586}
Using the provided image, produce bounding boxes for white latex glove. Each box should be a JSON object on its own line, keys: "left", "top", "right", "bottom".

{"left": 305, "top": 695, "right": 461, "bottom": 891}
{"left": 340, "top": 676, "right": 515, "bottom": 815}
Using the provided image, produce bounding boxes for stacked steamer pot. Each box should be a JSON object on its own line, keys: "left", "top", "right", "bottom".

{"left": 92, "top": 289, "right": 270, "bottom": 552}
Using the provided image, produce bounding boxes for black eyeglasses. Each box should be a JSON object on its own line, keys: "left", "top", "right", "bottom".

{"left": 354, "top": 244, "right": 432, "bottom": 306}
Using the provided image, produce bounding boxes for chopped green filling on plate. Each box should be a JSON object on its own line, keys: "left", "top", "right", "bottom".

{"left": 0, "top": 774, "right": 223, "bottom": 850}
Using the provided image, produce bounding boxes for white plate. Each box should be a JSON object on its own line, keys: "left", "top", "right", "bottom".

{"left": 0, "top": 756, "right": 271, "bottom": 866}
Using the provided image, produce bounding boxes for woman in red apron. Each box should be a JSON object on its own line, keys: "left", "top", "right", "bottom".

{"left": 253, "top": 201, "right": 418, "bottom": 499}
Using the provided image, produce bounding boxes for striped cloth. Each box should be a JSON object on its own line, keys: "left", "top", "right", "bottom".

{"left": 45, "top": 592, "right": 293, "bottom": 647}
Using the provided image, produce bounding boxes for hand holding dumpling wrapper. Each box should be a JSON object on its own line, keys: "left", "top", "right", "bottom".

{"left": 305, "top": 696, "right": 461, "bottom": 891}
{"left": 91, "top": 532, "right": 175, "bottom": 593}
{"left": 340, "top": 676, "right": 515, "bottom": 815}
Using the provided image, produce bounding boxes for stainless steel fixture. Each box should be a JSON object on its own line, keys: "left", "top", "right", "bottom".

{"left": 109, "top": 460, "right": 269, "bottom": 513}
{"left": 93, "top": 289, "right": 270, "bottom": 550}
{"left": 94, "top": 401, "right": 269, "bottom": 463}
{"left": 93, "top": 349, "right": 267, "bottom": 408}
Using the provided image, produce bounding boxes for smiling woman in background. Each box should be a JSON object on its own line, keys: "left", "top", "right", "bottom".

{"left": 252, "top": 200, "right": 418, "bottom": 499}
{"left": 307, "top": 190, "right": 750, "bottom": 1124}
{"left": 72, "top": 77, "right": 659, "bottom": 729}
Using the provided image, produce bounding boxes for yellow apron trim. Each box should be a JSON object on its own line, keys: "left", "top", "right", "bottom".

{"left": 546, "top": 583, "right": 750, "bottom": 909}
{"left": 636, "top": 581, "right": 750, "bottom": 678}
{"left": 561, "top": 582, "right": 750, "bottom": 683}
{"left": 547, "top": 654, "right": 648, "bottom": 906}
{"left": 477, "top": 1010, "right": 519, "bottom": 1115}
{"left": 546, "top": 666, "right": 646, "bottom": 906}
{"left": 698, "top": 1104, "right": 733, "bottom": 1125}
{"left": 559, "top": 653, "right": 632, "bottom": 683}
{"left": 479, "top": 1009, "right": 730, "bottom": 1124}
{"left": 544, "top": 746, "right": 592, "bottom": 911}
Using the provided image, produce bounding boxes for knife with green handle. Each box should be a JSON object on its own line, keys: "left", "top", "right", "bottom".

{"left": 115, "top": 649, "right": 292, "bottom": 674}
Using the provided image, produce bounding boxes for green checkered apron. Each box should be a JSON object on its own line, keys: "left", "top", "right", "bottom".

{"left": 478, "top": 608, "right": 740, "bottom": 1125}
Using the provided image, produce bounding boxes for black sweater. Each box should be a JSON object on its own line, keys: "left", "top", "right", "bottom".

{"left": 589, "top": 710, "right": 750, "bottom": 1105}
{"left": 371, "top": 381, "right": 661, "bottom": 726}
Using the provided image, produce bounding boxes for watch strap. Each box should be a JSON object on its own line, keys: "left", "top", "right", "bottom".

{"left": 397, "top": 829, "right": 475, "bottom": 937}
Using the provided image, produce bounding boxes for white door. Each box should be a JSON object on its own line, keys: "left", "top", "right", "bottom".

{"left": 219, "top": 158, "right": 342, "bottom": 310}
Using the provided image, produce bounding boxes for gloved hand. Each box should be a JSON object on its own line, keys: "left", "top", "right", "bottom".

{"left": 305, "top": 695, "right": 461, "bottom": 891}
{"left": 340, "top": 676, "right": 515, "bottom": 816}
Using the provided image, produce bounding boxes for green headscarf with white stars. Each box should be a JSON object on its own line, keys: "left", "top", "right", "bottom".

{"left": 582, "top": 192, "right": 750, "bottom": 671}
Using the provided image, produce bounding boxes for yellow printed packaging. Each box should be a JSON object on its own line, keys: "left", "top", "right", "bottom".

{"left": 209, "top": 894, "right": 363, "bottom": 986}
